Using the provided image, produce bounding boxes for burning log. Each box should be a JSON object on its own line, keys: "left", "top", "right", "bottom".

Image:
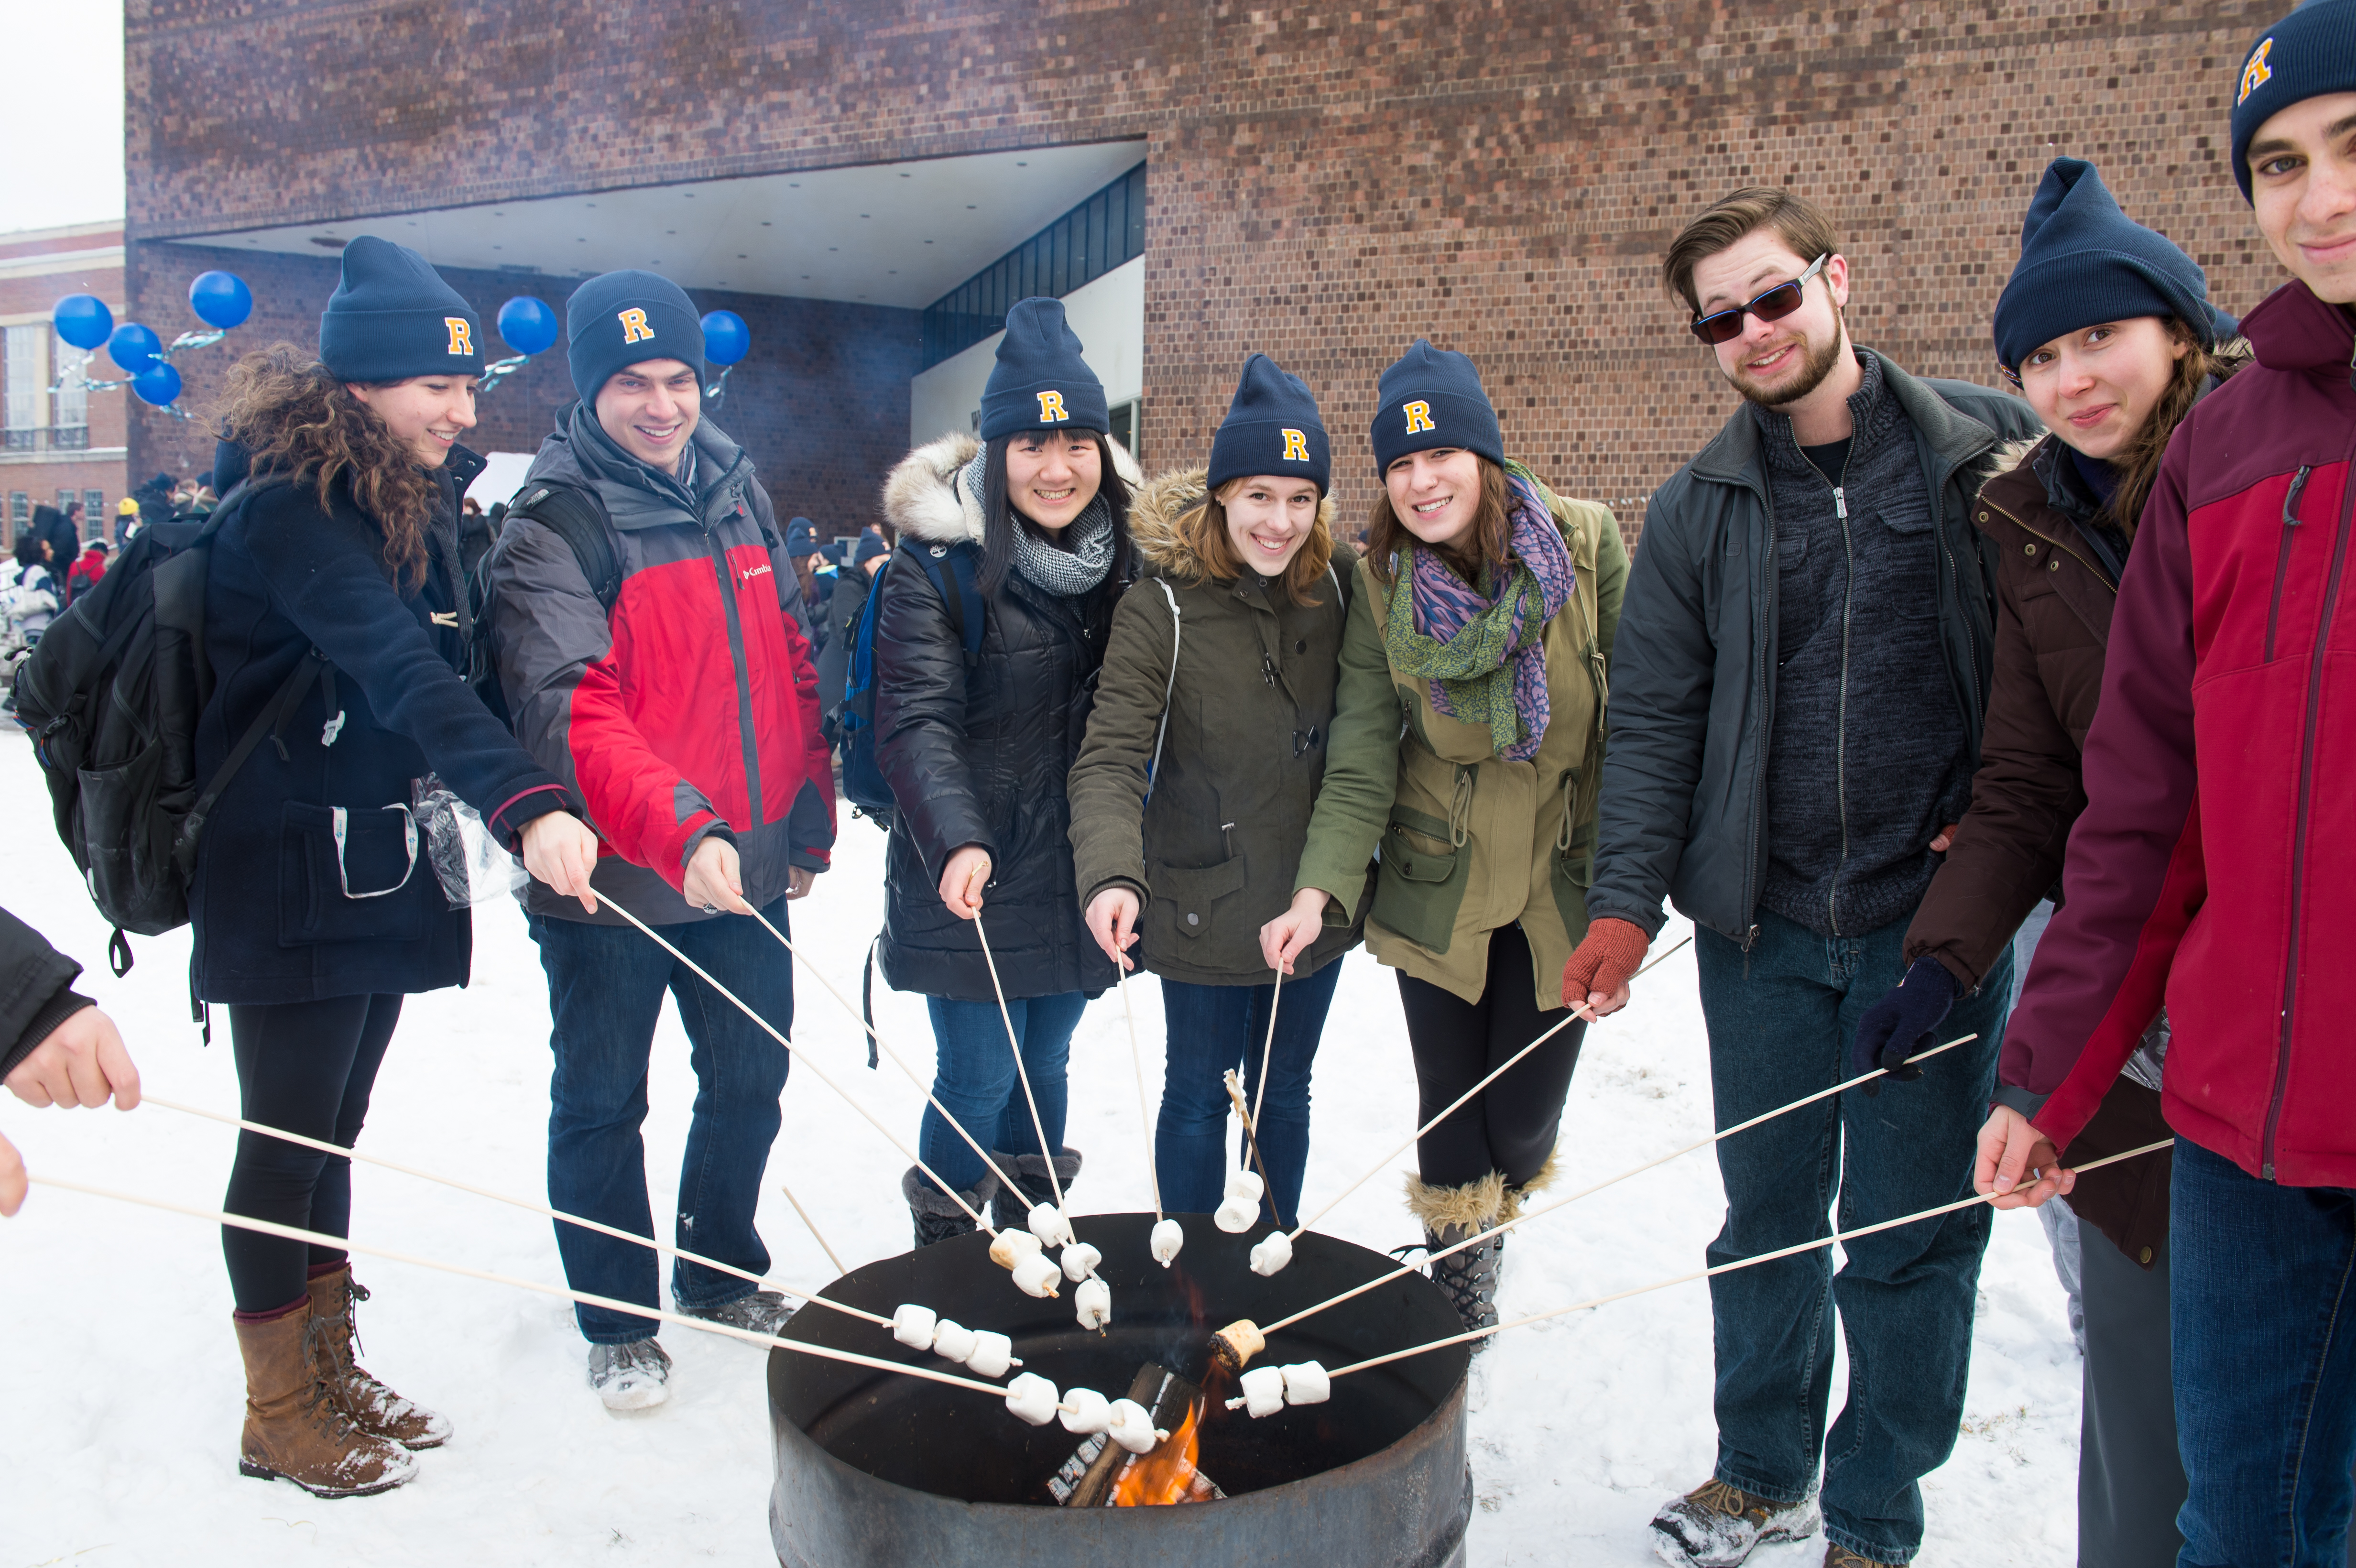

{"left": 1049, "top": 1362, "right": 1225, "bottom": 1508}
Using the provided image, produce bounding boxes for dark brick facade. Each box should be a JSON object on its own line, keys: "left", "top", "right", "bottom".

{"left": 127, "top": 0, "right": 2287, "bottom": 549}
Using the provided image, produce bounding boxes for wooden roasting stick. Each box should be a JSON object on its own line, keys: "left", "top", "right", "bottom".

{"left": 142, "top": 1094, "right": 888, "bottom": 1327}
{"left": 28, "top": 1175, "right": 1011, "bottom": 1398}
{"left": 1221, "top": 1069, "right": 1283, "bottom": 1227}
{"left": 971, "top": 909, "right": 1067, "bottom": 1212}
{"left": 1316, "top": 1138, "right": 2176, "bottom": 1383}
{"left": 1112, "top": 955, "right": 1166, "bottom": 1222}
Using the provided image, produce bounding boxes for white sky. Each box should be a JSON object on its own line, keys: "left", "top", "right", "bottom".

{"left": 0, "top": 0, "right": 125, "bottom": 233}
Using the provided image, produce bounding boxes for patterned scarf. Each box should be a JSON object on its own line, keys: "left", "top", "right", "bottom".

{"left": 961, "top": 449, "right": 1117, "bottom": 598}
{"left": 1381, "top": 464, "right": 1576, "bottom": 761}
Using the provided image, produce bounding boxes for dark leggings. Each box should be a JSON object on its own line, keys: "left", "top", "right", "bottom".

{"left": 1395, "top": 923, "right": 1586, "bottom": 1191}
{"left": 222, "top": 994, "right": 402, "bottom": 1314}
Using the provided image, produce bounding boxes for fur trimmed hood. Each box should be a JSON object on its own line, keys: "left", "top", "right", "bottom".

{"left": 1127, "top": 464, "right": 1339, "bottom": 580}
{"left": 882, "top": 429, "right": 1144, "bottom": 546}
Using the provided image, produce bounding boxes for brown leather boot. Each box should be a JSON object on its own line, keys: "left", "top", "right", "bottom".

{"left": 306, "top": 1263, "right": 452, "bottom": 1450}
{"left": 234, "top": 1299, "right": 417, "bottom": 1497}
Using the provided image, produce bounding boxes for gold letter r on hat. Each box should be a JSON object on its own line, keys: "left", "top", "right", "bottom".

{"left": 1402, "top": 400, "right": 1436, "bottom": 435}
{"left": 1036, "top": 390, "right": 1069, "bottom": 423}
{"left": 618, "top": 307, "right": 654, "bottom": 345}
{"left": 2239, "top": 37, "right": 2273, "bottom": 105}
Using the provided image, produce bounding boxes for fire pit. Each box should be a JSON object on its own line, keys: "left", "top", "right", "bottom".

{"left": 768, "top": 1212, "right": 1471, "bottom": 1566}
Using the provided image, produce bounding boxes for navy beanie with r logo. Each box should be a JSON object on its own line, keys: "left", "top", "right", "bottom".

{"left": 1207, "top": 353, "right": 1331, "bottom": 496}
{"left": 317, "top": 236, "right": 483, "bottom": 383}
{"left": 979, "top": 297, "right": 1109, "bottom": 440}
{"left": 2230, "top": 0, "right": 2356, "bottom": 203}
{"left": 1370, "top": 339, "right": 1504, "bottom": 475}
{"left": 565, "top": 270, "right": 705, "bottom": 407}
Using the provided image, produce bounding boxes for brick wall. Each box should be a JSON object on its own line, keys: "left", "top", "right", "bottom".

{"left": 127, "top": 0, "right": 2287, "bottom": 549}
{"left": 127, "top": 243, "right": 919, "bottom": 531}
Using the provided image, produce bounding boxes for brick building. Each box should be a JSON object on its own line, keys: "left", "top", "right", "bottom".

{"left": 2, "top": 221, "right": 130, "bottom": 548}
{"left": 124, "top": 1, "right": 2287, "bottom": 549}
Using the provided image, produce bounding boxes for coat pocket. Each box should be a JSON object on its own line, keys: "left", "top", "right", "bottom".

{"left": 1371, "top": 805, "right": 1468, "bottom": 955}
{"left": 1147, "top": 854, "right": 1247, "bottom": 942}
{"left": 278, "top": 801, "right": 430, "bottom": 948}
{"left": 76, "top": 739, "right": 190, "bottom": 936}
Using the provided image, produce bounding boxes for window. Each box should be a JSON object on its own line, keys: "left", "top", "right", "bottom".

{"left": 1108, "top": 399, "right": 1141, "bottom": 462}
{"left": 84, "top": 490, "right": 106, "bottom": 540}
{"left": 919, "top": 162, "right": 1148, "bottom": 369}
{"left": 4, "top": 325, "right": 45, "bottom": 447}
{"left": 52, "top": 330, "right": 87, "bottom": 436}
{"left": 7, "top": 492, "right": 25, "bottom": 546}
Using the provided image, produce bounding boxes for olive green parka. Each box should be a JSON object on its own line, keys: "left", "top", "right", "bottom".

{"left": 1067, "top": 468, "right": 1367, "bottom": 986}
{"left": 1293, "top": 470, "right": 1627, "bottom": 1010}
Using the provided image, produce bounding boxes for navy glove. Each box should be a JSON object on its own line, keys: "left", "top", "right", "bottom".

{"left": 1851, "top": 956, "right": 1961, "bottom": 1085}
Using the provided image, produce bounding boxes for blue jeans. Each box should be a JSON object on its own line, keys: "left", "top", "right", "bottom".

{"left": 528, "top": 900, "right": 793, "bottom": 1344}
{"left": 2171, "top": 1136, "right": 2356, "bottom": 1568}
{"left": 1156, "top": 958, "right": 1344, "bottom": 1227}
{"left": 916, "top": 992, "right": 1087, "bottom": 1193}
{"left": 1694, "top": 906, "right": 2011, "bottom": 1563}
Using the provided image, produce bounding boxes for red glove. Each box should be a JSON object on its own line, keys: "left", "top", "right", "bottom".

{"left": 1561, "top": 917, "right": 1650, "bottom": 1012}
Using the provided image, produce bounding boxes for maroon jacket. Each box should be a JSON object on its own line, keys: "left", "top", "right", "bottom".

{"left": 2000, "top": 281, "right": 2356, "bottom": 1188}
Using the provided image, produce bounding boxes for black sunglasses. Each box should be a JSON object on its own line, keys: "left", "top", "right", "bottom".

{"left": 1689, "top": 254, "right": 1830, "bottom": 345}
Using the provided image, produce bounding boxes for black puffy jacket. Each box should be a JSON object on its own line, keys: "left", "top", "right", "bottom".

{"left": 872, "top": 432, "right": 1134, "bottom": 1002}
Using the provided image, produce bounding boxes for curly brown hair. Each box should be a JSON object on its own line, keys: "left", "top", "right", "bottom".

{"left": 213, "top": 343, "right": 439, "bottom": 591}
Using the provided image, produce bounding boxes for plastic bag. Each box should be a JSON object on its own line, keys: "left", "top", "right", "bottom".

{"left": 411, "top": 774, "right": 529, "bottom": 908}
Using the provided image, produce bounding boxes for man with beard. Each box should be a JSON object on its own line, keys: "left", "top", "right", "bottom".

{"left": 1559, "top": 189, "right": 2040, "bottom": 1568}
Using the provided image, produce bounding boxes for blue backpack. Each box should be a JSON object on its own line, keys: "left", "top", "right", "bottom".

{"left": 838, "top": 539, "right": 985, "bottom": 828}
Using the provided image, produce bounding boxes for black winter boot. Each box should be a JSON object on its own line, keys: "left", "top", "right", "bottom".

{"left": 902, "top": 1165, "right": 998, "bottom": 1249}
{"left": 1404, "top": 1172, "right": 1509, "bottom": 1351}
{"left": 988, "top": 1147, "right": 1083, "bottom": 1231}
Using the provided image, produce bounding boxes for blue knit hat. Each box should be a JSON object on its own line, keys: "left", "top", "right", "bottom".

{"left": 1206, "top": 353, "right": 1331, "bottom": 496}
{"left": 317, "top": 237, "right": 482, "bottom": 382}
{"left": 2230, "top": 0, "right": 2356, "bottom": 203}
{"left": 785, "top": 518, "right": 818, "bottom": 558}
{"left": 979, "top": 298, "right": 1108, "bottom": 440}
{"left": 1370, "top": 340, "right": 1503, "bottom": 475}
{"left": 1992, "top": 159, "right": 2234, "bottom": 374}
{"left": 565, "top": 270, "right": 704, "bottom": 406}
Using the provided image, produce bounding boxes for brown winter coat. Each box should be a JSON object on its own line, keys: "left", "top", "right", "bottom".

{"left": 1902, "top": 432, "right": 2169, "bottom": 1265}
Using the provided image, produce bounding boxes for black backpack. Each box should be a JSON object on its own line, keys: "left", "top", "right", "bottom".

{"left": 837, "top": 539, "right": 985, "bottom": 829}
{"left": 460, "top": 480, "right": 623, "bottom": 727}
{"left": 12, "top": 478, "right": 326, "bottom": 969}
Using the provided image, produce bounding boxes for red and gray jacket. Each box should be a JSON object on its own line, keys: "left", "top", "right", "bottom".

{"left": 487, "top": 405, "right": 835, "bottom": 926}
{"left": 1999, "top": 281, "right": 2356, "bottom": 1187}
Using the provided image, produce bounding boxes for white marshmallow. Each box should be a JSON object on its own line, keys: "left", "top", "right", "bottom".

{"left": 1237, "top": 1364, "right": 1286, "bottom": 1419}
{"left": 1058, "top": 1386, "right": 1111, "bottom": 1435}
{"left": 1010, "top": 1253, "right": 1063, "bottom": 1299}
{"left": 1224, "top": 1168, "right": 1265, "bottom": 1205}
{"left": 963, "top": 1330, "right": 1016, "bottom": 1378}
{"left": 1004, "top": 1372, "right": 1059, "bottom": 1426}
{"left": 1280, "top": 1361, "right": 1331, "bottom": 1406}
{"left": 1249, "top": 1230, "right": 1295, "bottom": 1276}
{"left": 1074, "top": 1276, "right": 1112, "bottom": 1331}
{"left": 988, "top": 1229, "right": 1043, "bottom": 1271}
{"left": 1105, "top": 1398, "right": 1164, "bottom": 1454}
{"left": 1213, "top": 1195, "right": 1258, "bottom": 1233}
{"left": 1059, "top": 1241, "right": 1102, "bottom": 1282}
{"left": 1149, "top": 1217, "right": 1184, "bottom": 1266}
{"left": 891, "top": 1304, "right": 937, "bottom": 1350}
{"left": 929, "top": 1319, "right": 978, "bottom": 1364}
{"left": 1026, "top": 1202, "right": 1075, "bottom": 1248}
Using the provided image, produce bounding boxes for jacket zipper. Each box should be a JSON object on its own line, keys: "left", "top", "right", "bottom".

{"left": 2263, "top": 466, "right": 2312, "bottom": 661}
{"left": 705, "top": 514, "right": 767, "bottom": 829}
{"left": 1742, "top": 487, "right": 1778, "bottom": 950}
{"left": 1828, "top": 470, "right": 1854, "bottom": 937}
{"left": 2262, "top": 451, "right": 2354, "bottom": 1179}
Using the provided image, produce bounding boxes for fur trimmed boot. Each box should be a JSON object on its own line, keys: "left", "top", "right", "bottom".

{"left": 305, "top": 1263, "right": 451, "bottom": 1450}
{"left": 988, "top": 1147, "right": 1083, "bottom": 1231}
{"left": 903, "top": 1165, "right": 999, "bottom": 1249}
{"left": 233, "top": 1299, "right": 417, "bottom": 1498}
{"left": 1405, "top": 1172, "right": 1509, "bottom": 1350}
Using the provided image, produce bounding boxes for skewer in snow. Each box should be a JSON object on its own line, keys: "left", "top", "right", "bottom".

{"left": 775, "top": 1177, "right": 847, "bottom": 1277}
{"left": 1109, "top": 947, "right": 1183, "bottom": 1267}
{"left": 142, "top": 1094, "right": 889, "bottom": 1328}
{"left": 1213, "top": 1027, "right": 1978, "bottom": 1369}
{"left": 972, "top": 909, "right": 1069, "bottom": 1224}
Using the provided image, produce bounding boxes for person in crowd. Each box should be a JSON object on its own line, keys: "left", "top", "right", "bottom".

{"left": 1559, "top": 187, "right": 2040, "bottom": 1568}
{"left": 460, "top": 495, "right": 483, "bottom": 520}
{"left": 1978, "top": 11, "right": 2356, "bottom": 1562}
{"left": 1070, "top": 354, "right": 1363, "bottom": 1226}
{"left": 117, "top": 495, "right": 144, "bottom": 533}
{"left": 785, "top": 516, "right": 833, "bottom": 647}
{"left": 814, "top": 529, "right": 894, "bottom": 748}
{"left": 875, "top": 296, "right": 1136, "bottom": 1246}
{"left": 1261, "top": 340, "right": 1625, "bottom": 1341}
{"left": 3, "top": 530, "right": 62, "bottom": 682}
{"left": 489, "top": 268, "right": 834, "bottom": 1411}
{"left": 134, "top": 474, "right": 176, "bottom": 533}
{"left": 1844, "top": 158, "right": 2240, "bottom": 1568}
{"left": 64, "top": 537, "right": 109, "bottom": 607}
{"left": 41, "top": 503, "right": 79, "bottom": 577}
{"left": 196, "top": 237, "right": 602, "bottom": 1499}
{"left": 0, "top": 902, "right": 145, "bottom": 1218}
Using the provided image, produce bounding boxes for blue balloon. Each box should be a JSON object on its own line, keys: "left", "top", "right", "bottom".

{"left": 53, "top": 294, "right": 114, "bottom": 351}
{"left": 496, "top": 295, "right": 559, "bottom": 357}
{"left": 188, "top": 270, "right": 252, "bottom": 330}
{"left": 108, "top": 322, "right": 162, "bottom": 373}
{"left": 700, "top": 310, "right": 751, "bottom": 367}
{"left": 132, "top": 361, "right": 182, "bottom": 407}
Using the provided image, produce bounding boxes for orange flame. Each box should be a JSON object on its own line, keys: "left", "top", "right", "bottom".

{"left": 1108, "top": 1396, "right": 1205, "bottom": 1507}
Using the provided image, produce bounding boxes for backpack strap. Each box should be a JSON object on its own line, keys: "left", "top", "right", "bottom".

{"left": 174, "top": 647, "right": 326, "bottom": 875}
{"left": 911, "top": 541, "right": 986, "bottom": 667}
{"left": 1147, "top": 577, "right": 1182, "bottom": 788}
{"left": 509, "top": 482, "right": 624, "bottom": 612}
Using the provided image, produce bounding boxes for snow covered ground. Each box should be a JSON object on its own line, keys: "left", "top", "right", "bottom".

{"left": 0, "top": 736, "right": 2078, "bottom": 1564}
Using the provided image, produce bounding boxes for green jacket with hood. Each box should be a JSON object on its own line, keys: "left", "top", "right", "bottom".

{"left": 1293, "top": 468, "right": 1627, "bottom": 1010}
{"left": 1067, "top": 468, "right": 1366, "bottom": 985}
